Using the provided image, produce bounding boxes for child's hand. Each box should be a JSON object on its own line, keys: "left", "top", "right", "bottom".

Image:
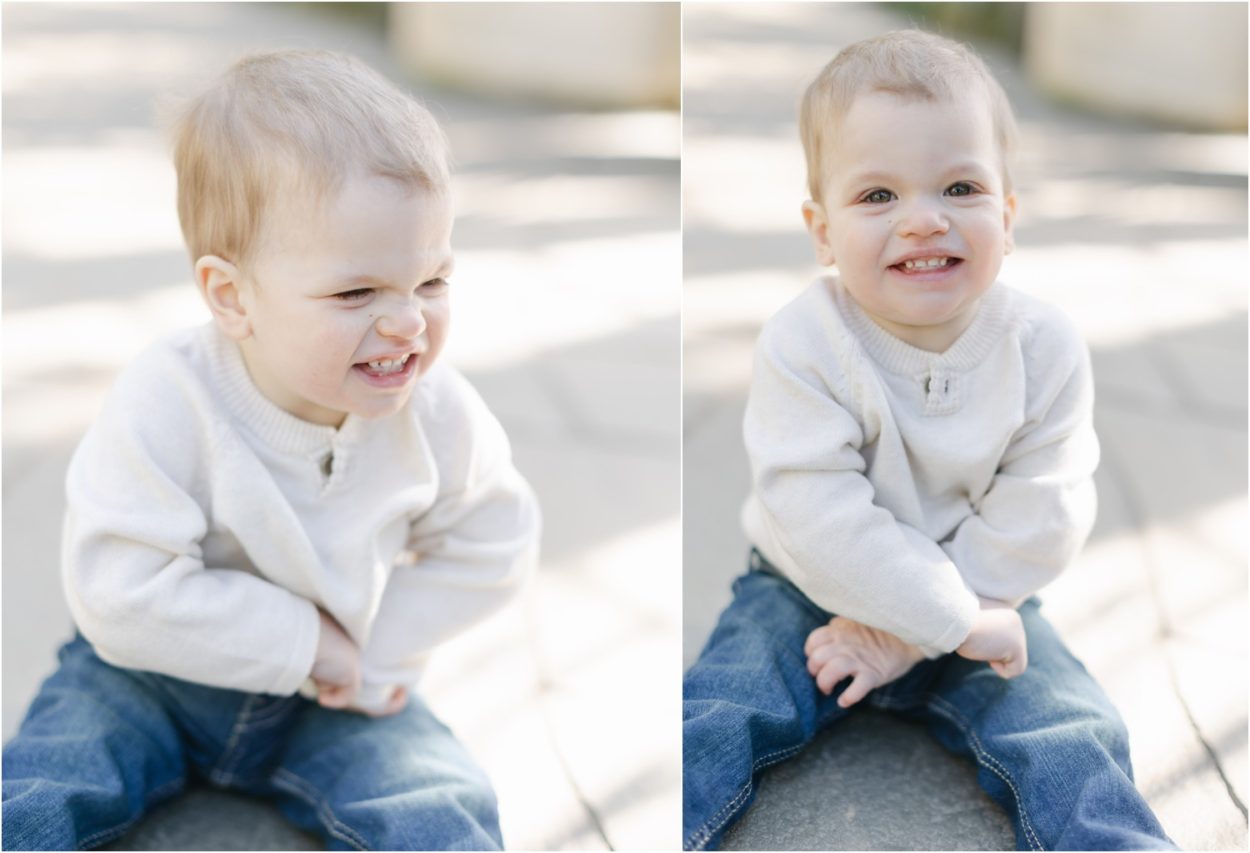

{"left": 804, "top": 616, "right": 926, "bottom": 708}
{"left": 359, "top": 686, "right": 408, "bottom": 718}
{"left": 955, "top": 607, "right": 1028, "bottom": 678}
{"left": 310, "top": 609, "right": 361, "bottom": 709}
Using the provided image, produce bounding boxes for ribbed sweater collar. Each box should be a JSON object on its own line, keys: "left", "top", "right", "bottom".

{"left": 827, "top": 276, "right": 1011, "bottom": 374}
{"left": 206, "top": 324, "right": 358, "bottom": 455}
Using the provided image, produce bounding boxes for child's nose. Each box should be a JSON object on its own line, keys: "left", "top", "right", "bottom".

{"left": 896, "top": 198, "right": 950, "bottom": 238}
{"left": 376, "top": 300, "right": 427, "bottom": 340}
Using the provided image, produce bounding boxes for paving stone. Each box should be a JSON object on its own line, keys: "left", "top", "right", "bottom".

{"left": 722, "top": 710, "right": 1014, "bottom": 851}
{"left": 101, "top": 785, "right": 321, "bottom": 851}
{"left": 681, "top": 397, "right": 750, "bottom": 669}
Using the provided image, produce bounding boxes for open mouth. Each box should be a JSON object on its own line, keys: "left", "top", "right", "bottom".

{"left": 889, "top": 256, "right": 963, "bottom": 274}
{"left": 353, "top": 352, "right": 418, "bottom": 385}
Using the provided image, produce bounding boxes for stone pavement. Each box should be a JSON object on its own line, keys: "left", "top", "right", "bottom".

{"left": 2, "top": 3, "right": 679, "bottom": 850}
{"left": 683, "top": 3, "right": 1247, "bottom": 850}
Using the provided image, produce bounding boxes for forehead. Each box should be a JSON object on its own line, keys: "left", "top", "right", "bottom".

{"left": 260, "top": 175, "right": 453, "bottom": 263}
{"left": 828, "top": 90, "right": 1000, "bottom": 181}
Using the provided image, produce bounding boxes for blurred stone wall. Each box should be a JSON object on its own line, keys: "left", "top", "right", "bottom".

{"left": 1022, "top": 3, "right": 1247, "bottom": 130}
{"left": 884, "top": 2, "right": 1246, "bottom": 131}
{"left": 388, "top": 3, "right": 680, "bottom": 109}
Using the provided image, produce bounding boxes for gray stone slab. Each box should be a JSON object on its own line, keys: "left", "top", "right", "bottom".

{"left": 682, "top": 396, "right": 750, "bottom": 669}
{"left": 101, "top": 784, "right": 321, "bottom": 851}
{"left": 722, "top": 710, "right": 1014, "bottom": 851}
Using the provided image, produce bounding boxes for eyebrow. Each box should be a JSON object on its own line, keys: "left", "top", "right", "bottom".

{"left": 845, "top": 161, "right": 993, "bottom": 187}
{"left": 333, "top": 255, "right": 455, "bottom": 287}
{"left": 844, "top": 170, "right": 896, "bottom": 187}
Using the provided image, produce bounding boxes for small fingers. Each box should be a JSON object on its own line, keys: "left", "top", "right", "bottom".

{"left": 364, "top": 687, "right": 409, "bottom": 718}
{"left": 814, "top": 656, "right": 857, "bottom": 696}
{"left": 837, "top": 671, "right": 879, "bottom": 709}
{"left": 316, "top": 682, "right": 354, "bottom": 709}
{"left": 806, "top": 637, "right": 856, "bottom": 676}
{"left": 806, "top": 640, "right": 835, "bottom": 676}
{"left": 804, "top": 624, "right": 835, "bottom": 656}
{"left": 989, "top": 655, "right": 1027, "bottom": 679}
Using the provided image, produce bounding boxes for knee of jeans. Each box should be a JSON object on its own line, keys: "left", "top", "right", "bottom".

{"left": 398, "top": 779, "right": 501, "bottom": 848}
{"left": 1051, "top": 705, "right": 1132, "bottom": 764}
{"left": 1091, "top": 711, "right": 1132, "bottom": 757}
{"left": 316, "top": 769, "right": 502, "bottom": 850}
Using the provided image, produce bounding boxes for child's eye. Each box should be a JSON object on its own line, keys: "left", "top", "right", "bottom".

{"left": 334, "top": 288, "right": 374, "bottom": 302}
{"left": 420, "top": 277, "right": 450, "bottom": 292}
{"left": 946, "top": 182, "right": 977, "bottom": 197}
{"left": 862, "top": 189, "right": 895, "bottom": 204}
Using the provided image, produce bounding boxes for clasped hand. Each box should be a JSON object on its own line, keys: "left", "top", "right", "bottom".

{"left": 309, "top": 609, "right": 407, "bottom": 717}
{"left": 805, "top": 605, "right": 1028, "bottom": 708}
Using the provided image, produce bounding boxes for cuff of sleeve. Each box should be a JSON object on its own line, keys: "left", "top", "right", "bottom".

{"left": 272, "top": 599, "right": 321, "bottom": 695}
{"left": 926, "top": 597, "right": 980, "bottom": 657}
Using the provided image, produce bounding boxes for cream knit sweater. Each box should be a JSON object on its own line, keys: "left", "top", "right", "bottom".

{"left": 741, "top": 276, "right": 1098, "bottom": 657}
{"left": 62, "top": 322, "right": 540, "bottom": 709}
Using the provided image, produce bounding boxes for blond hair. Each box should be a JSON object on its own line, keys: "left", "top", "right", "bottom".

{"left": 800, "top": 30, "right": 1018, "bottom": 202}
{"left": 172, "top": 49, "right": 450, "bottom": 266}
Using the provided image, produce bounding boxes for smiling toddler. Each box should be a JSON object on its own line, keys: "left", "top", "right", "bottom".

{"left": 3, "top": 50, "right": 540, "bottom": 851}
{"left": 683, "top": 30, "right": 1174, "bottom": 851}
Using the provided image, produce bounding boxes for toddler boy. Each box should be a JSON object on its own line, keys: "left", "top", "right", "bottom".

{"left": 683, "top": 30, "right": 1174, "bottom": 851}
{"left": 3, "top": 50, "right": 540, "bottom": 851}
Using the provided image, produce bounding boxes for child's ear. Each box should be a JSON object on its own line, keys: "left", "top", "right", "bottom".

{"left": 801, "top": 200, "right": 837, "bottom": 266}
{"left": 1002, "top": 192, "right": 1019, "bottom": 255}
{"left": 195, "top": 255, "right": 252, "bottom": 340}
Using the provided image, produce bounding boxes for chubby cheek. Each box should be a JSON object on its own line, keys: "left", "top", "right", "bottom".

{"left": 838, "top": 219, "right": 892, "bottom": 270}
{"left": 302, "top": 317, "right": 369, "bottom": 383}
{"left": 418, "top": 303, "right": 451, "bottom": 376}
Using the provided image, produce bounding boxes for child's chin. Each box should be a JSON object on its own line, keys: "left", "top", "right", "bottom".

{"left": 352, "top": 392, "right": 415, "bottom": 420}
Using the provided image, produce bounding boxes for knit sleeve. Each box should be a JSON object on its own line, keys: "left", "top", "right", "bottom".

{"left": 358, "top": 368, "right": 540, "bottom": 695}
{"left": 940, "top": 311, "right": 1099, "bottom": 604}
{"left": 61, "top": 360, "right": 320, "bottom": 696}
{"left": 744, "top": 323, "right": 980, "bottom": 656}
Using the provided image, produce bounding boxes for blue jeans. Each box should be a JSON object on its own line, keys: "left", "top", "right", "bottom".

{"left": 683, "top": 552, "right": 1177, "bottom": 851}
{"left": 3, "top": 635, "right": 502, "bottom": 850}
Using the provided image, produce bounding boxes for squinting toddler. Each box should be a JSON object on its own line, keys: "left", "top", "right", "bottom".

{"left": 3, "top": 50, "right": 540, "bottom": 851}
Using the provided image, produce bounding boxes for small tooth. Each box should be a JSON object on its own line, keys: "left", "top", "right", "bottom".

{"left": 902, "top": 257, "right": 951, "bottom": 269}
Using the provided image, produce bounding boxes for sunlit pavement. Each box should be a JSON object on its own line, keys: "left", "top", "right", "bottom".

{"left": 2, "top": 4, "right": 680, "bottom": 850}
{"left": 683, "top": 4, "right": 1247, "bottom": 850}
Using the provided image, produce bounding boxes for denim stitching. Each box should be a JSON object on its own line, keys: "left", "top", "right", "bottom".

{"left": 686, "top": 780, "right": 751, "bottom": 850}
{"left": 243, "top": 695, "right": 299, "bottom": 726}
{"left": 77, "top": 776, "right": 186, "bottom": 849}
{"left": 139, "top": 680, "right": 223, "bottom": 752}
{"left": 923, "top": 695, "right": 1045, "bottom": 851}
{"left": 209, "top": 695, "right": 259, "bottom": 786}
{"left": 686, "top": 741, "right": 806, "bottom": 850}
{"left": 271, "top": 767, "right": 370, "bottom": 850}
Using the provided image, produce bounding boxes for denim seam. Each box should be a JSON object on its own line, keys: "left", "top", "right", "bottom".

{"left": 922, "top": 694, "right": 1045, "bottom": 852}
{"left": 243, "top": 695, "right": 299, "bottom": 726}
{"left": 76, "top": 775, "right": 186, "bottom": 849}
{"left": 271, "top": 767, "right": 370, "bottom": 850}
{"left": 685, "top": 742, "right": 806, "bottom": 851}
{"left": 140, "top": 681, "right": 223, "bottom": 752}
{"left": 209, "top": 695, "right": 260, "bottom": 786}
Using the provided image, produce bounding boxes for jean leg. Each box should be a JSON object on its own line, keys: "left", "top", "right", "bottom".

{"left": 2, "top": 636, "right": 187, "bottom": 850}
{"left": 268, "top": 694, "right": 501, "bottom": 851}
{"left": 889, "top": 600, "right": 1176, "bottom": 851}
{"left": 683, "top": 559, "right": 850, "bottom": 851}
